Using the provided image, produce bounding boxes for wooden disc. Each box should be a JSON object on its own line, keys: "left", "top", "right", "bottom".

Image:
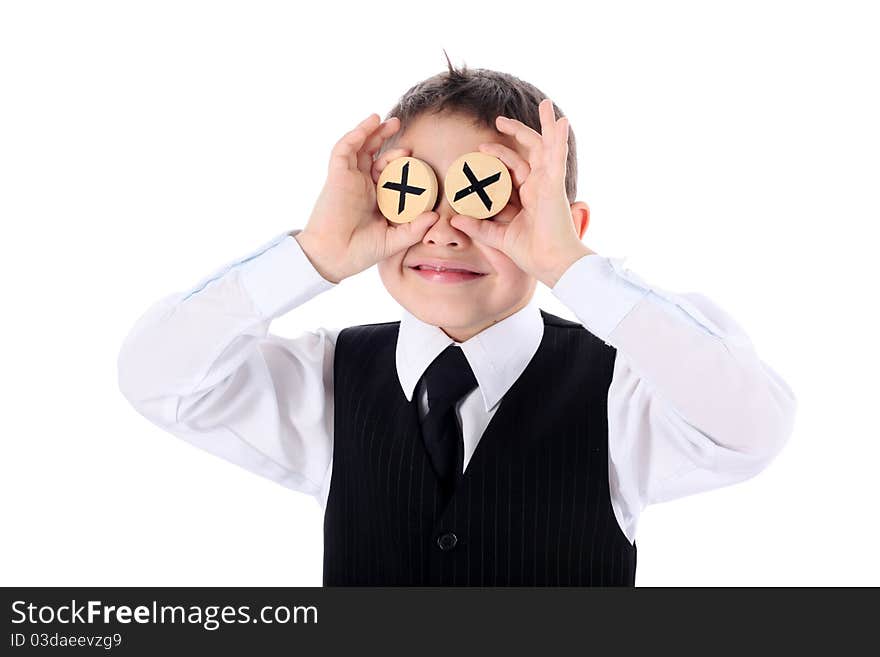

{"left": 444, "top": 151, "right": 512, "bottom": 219}
{"left": 376, "top": 156, "right": 438, "bottom": 223}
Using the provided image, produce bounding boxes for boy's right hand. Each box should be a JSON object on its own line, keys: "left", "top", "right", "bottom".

{"left": 295, "top": 114, "right": 439, "bottom": 284}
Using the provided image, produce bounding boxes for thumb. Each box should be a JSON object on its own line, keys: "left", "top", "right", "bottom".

{"left": 450, "top": 215, "right": 506, "bottom": 250}
{"left": 384, "top": 211, "right": 439, "bottom": 255}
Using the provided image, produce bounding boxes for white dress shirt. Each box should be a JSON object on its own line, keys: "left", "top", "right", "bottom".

{"left": 117, "top": 229, "right": 797, "bottom": 546}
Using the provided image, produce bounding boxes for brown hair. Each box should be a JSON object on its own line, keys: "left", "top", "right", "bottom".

{"left": 381, "top": 51, "right": 578, "bottom": 204}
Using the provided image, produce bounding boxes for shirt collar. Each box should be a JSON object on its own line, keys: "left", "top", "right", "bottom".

{"left": 395, "top": 295, "right": 544, "bottom": 412}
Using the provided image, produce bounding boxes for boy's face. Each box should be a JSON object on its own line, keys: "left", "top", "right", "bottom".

{"left": 377, "top": 110, "right": 541, "bottom": 343}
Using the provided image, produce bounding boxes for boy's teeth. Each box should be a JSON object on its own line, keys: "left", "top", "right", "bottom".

{"left": 418, "top": 265, "right": 471, "bottom": 272}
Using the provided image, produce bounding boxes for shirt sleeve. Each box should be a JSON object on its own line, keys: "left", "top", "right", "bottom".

{"left": 551, "top": 253, "right": 798, "bottom": 543}
{"left": 117, "top": 228, "right": 339, "bottom": 504}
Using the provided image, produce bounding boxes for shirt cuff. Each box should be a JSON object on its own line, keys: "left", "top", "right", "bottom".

{"left": 550, "top": 253, "right": 651, "bottom": 342}
{"left": 239, "top": 228, "right": 337, "bottom": 319}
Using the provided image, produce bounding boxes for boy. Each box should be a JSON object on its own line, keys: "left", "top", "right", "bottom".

{"left": 118, "top": 61, "right": 797, "bottom": 586}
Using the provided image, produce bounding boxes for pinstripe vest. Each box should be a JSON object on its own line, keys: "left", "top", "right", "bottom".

{"left": 323, "top": 309, "right": 637, "bottom": 586}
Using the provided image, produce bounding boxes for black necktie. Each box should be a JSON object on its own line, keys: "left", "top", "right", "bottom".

{"left": 419, "top": 345, "right": 478, "bottom": 502}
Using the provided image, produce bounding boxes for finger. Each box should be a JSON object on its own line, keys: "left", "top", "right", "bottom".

{"left": 449, "top": 214, "right": 507, "bottom": 251}
{"left": 362, "top": 117, "right": 400, "bottom": 156}
{"left": 477, "top": 142, "right": 531, "bottom": 189}
{"left": 538, "top": 98, "right": 556, "bottom": 150}
{"left": 384, "top": 211, "right": 439, "bottom": 254}
{"left": 358, "top": 117, "right": 401, "bottom": 174}
{"left": 329, "top": 113, "right": 381, "bottom": 172}
{"left": 550, "top": 116, "right": 570, "bottom": 181}
{"left": 541, "top": 114, "right": 568, "bottom": 183}
{"left": 371, "top": 146, "right": 412, "bottom": 184}
{"left": 330, "top": 113, "right": 380, "bottom": 171}
{"left": 494, "top": 116, "right": 542, "bottom": 165}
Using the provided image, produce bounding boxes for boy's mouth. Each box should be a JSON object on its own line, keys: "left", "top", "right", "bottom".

{"left": 407, "top": 260, "right": 487, "bottom": 283}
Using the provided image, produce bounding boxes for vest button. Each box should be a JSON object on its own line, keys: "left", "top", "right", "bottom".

{"left": 436, "top": 532, "right": 458, "bottom": 551}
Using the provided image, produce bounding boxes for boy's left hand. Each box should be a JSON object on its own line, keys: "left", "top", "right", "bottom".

{"left": 449, "top": 98, "right": 595, "bottom": 288}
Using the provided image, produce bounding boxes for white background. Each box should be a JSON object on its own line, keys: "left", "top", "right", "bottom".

{"left": 1, "top": 0, "right": 877, "bottom": 586}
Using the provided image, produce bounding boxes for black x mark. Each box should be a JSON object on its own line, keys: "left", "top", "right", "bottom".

{"left": 453, "top": 162, "right": 502, "bottom": 211}
{"left": 382, "top": 162, "right": 426, "bottom": 214}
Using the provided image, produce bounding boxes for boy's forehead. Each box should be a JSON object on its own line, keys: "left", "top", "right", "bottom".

{"left": 392, "top": 112, "right": 521, "bottom": 165}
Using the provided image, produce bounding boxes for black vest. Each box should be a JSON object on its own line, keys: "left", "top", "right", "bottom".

{"left": 323, "top": 309, "right": 637, "bottom": 586}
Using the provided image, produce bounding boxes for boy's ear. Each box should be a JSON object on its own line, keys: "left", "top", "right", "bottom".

{"left": 570, "top": 201, "right": 590, "bottom": 239}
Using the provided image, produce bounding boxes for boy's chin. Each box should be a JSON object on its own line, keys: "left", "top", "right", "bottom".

{"left": 404, "top": 302, "right": 490, "bottom": 331}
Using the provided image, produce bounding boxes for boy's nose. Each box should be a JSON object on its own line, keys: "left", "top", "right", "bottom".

{"left": 423, "top": 195, "right": 468, "bottom": 246}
